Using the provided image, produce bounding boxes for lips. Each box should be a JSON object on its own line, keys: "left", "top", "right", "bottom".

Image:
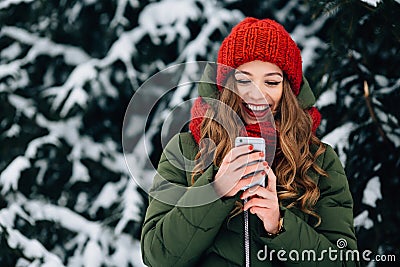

{"left": 242, "top": 102, "right": 271, "bottom": 118}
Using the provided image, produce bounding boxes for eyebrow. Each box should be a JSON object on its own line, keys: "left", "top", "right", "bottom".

{"left": 234, "top": 70, "right": 283, "bottom": 78}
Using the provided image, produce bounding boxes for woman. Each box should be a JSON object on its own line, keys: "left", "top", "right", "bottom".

{"left": 141, "top": 18, "right": 359, "bottom": 266}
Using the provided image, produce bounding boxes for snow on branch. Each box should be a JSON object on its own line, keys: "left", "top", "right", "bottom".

{"left": 176, "top": 7, "right": 243, "bottom": 63}
{"left": 1, "top": 192, "right": 142, "bottom": 267}
{"left": 8, "top": 94, "right": 36, "bottom": 119}
{"left": 110, "top": 0, "right": 140, "bottom": 28}
{"left": 0, "top": 60, "right": 23, "bottom": 80}
{"left": 25, "top": 135, "right": 61, "bottom": 158}
{"left": 139, "top": 0, "right": 201, "bottom": 46}
{"left": 0, "top": 202, "right": 33, "bottom": 228}
{"left": 107, "top": 235, "right": 145, "bottom": 267}
{"left": 89, "top": 178, "right": 126, "bottom": 217}
{"left": 292, "top": 15, "right": 328, "bottom": 70}
{"left": 0, "top": 199, "right": 65, "bottom": 265}
{"left": 1, "top": 95, "right": 127, "bottom": 191}
{"left": 41, "top": 61, "right": 97, "bottom": 117}
{"left": 23, "top": 198, "right": 102, "bottom": 239}
{"left": 4, "top": 227, "right": 65, "bottom": 266}
{"left": 0, "top": 0, "right": 34, "bottom": 10}
{"left": 36, "top": 115, "right": 128, "bottom": 177}
{"left": 354, "top": 210, "right": 374, "bottom": 230}
{"left": 1, "top": 26, "right": 91, "bottom": 66}
{"left": 115, "top": 176, "right": 142, "bottom": 235}
{"left": 360, "top": 0, "right": 382, "bottom": 7}
{"left": 99, "top": 30, "right": 145, "bottom": 90}
{"left": 0, "top": 156, "right": 30, "bottom": 194}
{"left": 322, "top": 122, "right": 357, "bottom": 166}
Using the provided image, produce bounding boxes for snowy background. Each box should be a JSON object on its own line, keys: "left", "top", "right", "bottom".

{"left": 0, "top": 0, "right": 399, "bottom": 266}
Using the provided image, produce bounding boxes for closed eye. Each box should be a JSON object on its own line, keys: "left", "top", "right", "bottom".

{"left": 265, "top": 81, "right": 281, "bottom": 87}
{"left": 235, "top": 79, "right": 252, "bottom": 85}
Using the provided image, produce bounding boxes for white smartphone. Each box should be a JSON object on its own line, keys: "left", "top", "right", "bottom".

{"left": 234, "top": 137, "right": 266, "bottom": 190}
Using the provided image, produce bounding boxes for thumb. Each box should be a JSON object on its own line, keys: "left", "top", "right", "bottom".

{"left": 266, "top": 167, "right": 277, "bottom": 192}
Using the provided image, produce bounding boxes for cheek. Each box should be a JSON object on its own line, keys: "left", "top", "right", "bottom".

{"left": 236, "top": 87, "right": 247, "bottom": 100}
{"left": 270, "top": 88, "right": 283, "bottom": 103}
{"left": 265, "top": 90, "right": 283, "bottom": 112}
{"left": 276, "top": 92, "right": 283, "bottom": 103}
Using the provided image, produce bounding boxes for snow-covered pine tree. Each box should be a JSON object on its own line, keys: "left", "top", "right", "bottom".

{"left": 307, "top": 0, "right": 400, "bottom": 265}
{"left": 0, "top": 0, "right": 248, "bottom": 266}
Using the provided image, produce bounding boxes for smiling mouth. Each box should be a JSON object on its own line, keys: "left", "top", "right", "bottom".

{"left": 242, "top": 102, "right": 272, "bottom": 118}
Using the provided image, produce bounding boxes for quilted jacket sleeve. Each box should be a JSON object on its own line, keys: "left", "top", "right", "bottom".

{"left": 259, "top": 144, "right": 359, "bottom": 266}
{"left": 140, "top": 133, "right": 237, "bottom": 267}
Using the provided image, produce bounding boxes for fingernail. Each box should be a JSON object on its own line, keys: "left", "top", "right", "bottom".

{"left": 263, "top": 161, "right": 268, "bottom": 166}
{"left": 249, "top": 145, "right": 253, "bottom": 150}
{"left": 259, "top": 152, "right": 264, "bottom": 157}
{"left": 261, "top": 170, "right": 266, "bottom": 175}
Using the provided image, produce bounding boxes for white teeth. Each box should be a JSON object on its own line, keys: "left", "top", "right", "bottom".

{"left": 245, "top": 104, "right": 269, "bottom": 111}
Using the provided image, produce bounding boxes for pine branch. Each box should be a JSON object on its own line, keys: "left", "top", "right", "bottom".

{"left": 0, "top": 0, "right": 34, "bottom": 10}
{"left": 2, "top": 227, "right": 65, "bottom": 266}
{"left": 1, "top": 26, "right": 91, "bottom": 65}
{"left": 0, "top": 156, "right": 30, "bottom": 194}
{"left": 363, "top": 80, "right": 395, "bottom": 150}
{"left": 110, "top": 0, "right": 140, "bottom": 28}
{"left": 175, "top": 7, "right": 243, "bottom": 63}
{"left": 115, "top": 177, "right": 142, "bottom": 235}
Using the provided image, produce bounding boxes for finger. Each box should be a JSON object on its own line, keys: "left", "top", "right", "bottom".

{"left": 220, "top": 174, "right": 260, "bottom": 197}
{"left": 249, "top": 207, "right": 278, "bottom": 219}
{"left": 249, "top": 206, "right": 266, "bottom": 215}
{"left": 241, "top": 185, "right": 263, "bottom": 199}
{"left": 266, "top": 165, "right": 277, "bottom": 192}
{"left": 235, "top": 169, "right": 266, "bottom": 191}
{"left": 233, "top": 151, "right": 265, "bottom": 169}
{"left": 243, "top": 198, "right": 271, "bottom": 211}
{"left": 235, "top": 160, "right": 268, "bottom": 178}
{"left": 223, "top": 144, "right": 254, "bottom": 164}
{"left": 235, "top": 151, "right": 265, "bottom": 164}
{"left": 232, "top": 178, "right": 259, "bottom": 193}
{"left": 241, "top": 186, "right": 277, "bottom": 200}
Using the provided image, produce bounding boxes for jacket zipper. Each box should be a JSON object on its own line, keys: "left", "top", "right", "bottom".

{"left": 244, "top": 199, "right": 250, "bottom": 267}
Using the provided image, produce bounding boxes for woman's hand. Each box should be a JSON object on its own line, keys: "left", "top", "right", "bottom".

{"left": 213, "top": 145, "right": 268, "bottom": 198}
{"left": 240, "top": 166, "right": 281, "bottom": 234}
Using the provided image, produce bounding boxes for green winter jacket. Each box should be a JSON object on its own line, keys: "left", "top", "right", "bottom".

{"left": 141, "top": 64, "right": 359, "bottom": 267}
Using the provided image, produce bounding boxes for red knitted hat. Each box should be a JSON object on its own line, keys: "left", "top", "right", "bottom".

{"left": 217, "top": 17, "right": 303, "bottom": 95}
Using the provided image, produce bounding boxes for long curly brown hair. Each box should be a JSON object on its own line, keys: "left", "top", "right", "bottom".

{"left": 191, "top": 75, "right": 327, "bottom": 226}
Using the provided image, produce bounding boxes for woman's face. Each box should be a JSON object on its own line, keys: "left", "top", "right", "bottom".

{"left": 234, "top": 60, "right": 284, "bottom": 125}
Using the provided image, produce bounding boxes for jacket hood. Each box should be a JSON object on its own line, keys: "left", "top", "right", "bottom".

{"left": 197, "top": 63, "right": 316, "bottom": 109}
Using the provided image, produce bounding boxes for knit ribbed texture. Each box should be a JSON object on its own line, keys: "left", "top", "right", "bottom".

{"left": 217, "top": 17, "right": 302, "bottom": 95}
{"left": 190, "top": 97, "right": 208, "bottom": 144}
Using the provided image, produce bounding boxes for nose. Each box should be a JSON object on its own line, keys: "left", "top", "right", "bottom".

{"left": 244, "top": 81, "right": 267, "bottom": 101}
